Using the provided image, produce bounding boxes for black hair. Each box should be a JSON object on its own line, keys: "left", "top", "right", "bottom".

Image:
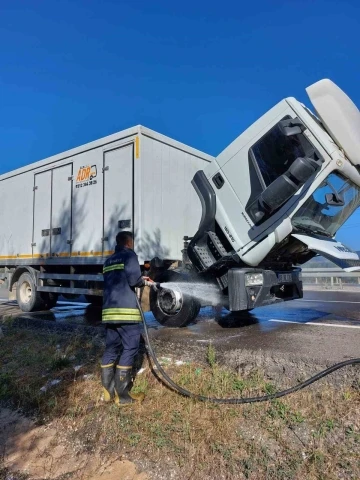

{"left": 116, "top": 231, "right": 133, "bottom": 247}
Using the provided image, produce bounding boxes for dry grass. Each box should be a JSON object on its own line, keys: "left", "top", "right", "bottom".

{"left": 0, "top": 321, "right": 359, "bottom": 480}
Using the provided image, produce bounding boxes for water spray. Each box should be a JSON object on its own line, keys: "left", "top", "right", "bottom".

{"left": 156, "top": 281, "right": 224, "bottom": 310}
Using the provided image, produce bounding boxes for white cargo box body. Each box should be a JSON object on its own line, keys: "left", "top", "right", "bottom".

{"left": 0, "top": 126, "right": 213, "bottom": 265}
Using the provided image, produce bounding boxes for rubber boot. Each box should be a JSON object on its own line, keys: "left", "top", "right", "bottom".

{"left": 114, "top": 366, "right": 145, "bottom": 405}
{"left": 101, "top": 363, "right": 116, "bottom": 402}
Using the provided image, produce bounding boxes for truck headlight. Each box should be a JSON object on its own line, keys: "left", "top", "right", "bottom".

{"left": 245, "top": 273, "right": 263, "bottom": 286}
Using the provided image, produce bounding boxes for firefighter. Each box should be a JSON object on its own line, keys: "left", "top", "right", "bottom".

{"left": 100, "top": 231, "right": 154, "bottom": 405}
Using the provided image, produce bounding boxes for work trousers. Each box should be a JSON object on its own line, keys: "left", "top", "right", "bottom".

{"left": 101, "top": 323, "right": 141, "bottom": 367}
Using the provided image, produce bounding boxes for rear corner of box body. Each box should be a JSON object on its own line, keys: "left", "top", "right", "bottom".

{"left": 137, "top": 129, "right": 213, "bottom": 264}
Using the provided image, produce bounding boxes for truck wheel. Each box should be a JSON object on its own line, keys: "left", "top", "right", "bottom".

{"left": 150, "top": 271, "right": 200, "bottom": 327}
{"left": 85, "top": 295, "right": 103, "bottom": 307}
{"left": 16, "top": 272, "right": 46, "bottom": 312}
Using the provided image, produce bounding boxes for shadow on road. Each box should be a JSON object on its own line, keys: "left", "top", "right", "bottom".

{"left": 215, "top": 310, "right": 260, "bottom": 329}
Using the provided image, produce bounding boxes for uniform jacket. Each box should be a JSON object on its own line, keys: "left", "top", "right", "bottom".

{"left": 102, "top": 246, "right": 144, "bottom": 323}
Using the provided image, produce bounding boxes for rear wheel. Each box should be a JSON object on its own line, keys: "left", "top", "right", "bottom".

{"left": 16, "top": 272, "right": 46, "bottom": 312}
{"left": 150, "top": 271, "right": 200, "bottom": 327}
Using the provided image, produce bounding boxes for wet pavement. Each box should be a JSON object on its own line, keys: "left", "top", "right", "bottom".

{"left": 1, "top": 290, "right": 359, "bottom": 364}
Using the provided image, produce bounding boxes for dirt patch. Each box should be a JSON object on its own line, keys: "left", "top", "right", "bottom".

{"left": 1, "top": 408, "right": 147, "bottom": 480}
{"left": 222, "top": 347, "right": 360, "bottom": 387}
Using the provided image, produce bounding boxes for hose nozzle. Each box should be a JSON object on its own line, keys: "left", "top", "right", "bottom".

{"left": 144, "top": 279, "right": 162, "bottom": 290}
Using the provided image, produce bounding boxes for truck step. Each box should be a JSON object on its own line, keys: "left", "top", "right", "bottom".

{"left": 207, "top": 231, "right": 228, "bottom": 259}
{"left": 194, "top": 245, "right": 215, "bottom": 268}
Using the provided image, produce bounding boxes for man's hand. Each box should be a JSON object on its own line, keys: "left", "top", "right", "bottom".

{"left": 143, "top": 276, "right": 154, "bottom": 283}
{"left": 143, "top": 277, "right": 161, "bottom": 290}
{"left": 143, "top": 276, "right": 155, "bottom": 288}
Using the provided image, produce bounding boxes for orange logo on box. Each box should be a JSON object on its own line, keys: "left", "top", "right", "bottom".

{"left": 76, "top": 165, "right": 97, "bottom": 189}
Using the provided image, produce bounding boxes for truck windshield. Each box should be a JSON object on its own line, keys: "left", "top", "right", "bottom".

{"left": 292, "top": 172, "right": 360, "bottom": 237}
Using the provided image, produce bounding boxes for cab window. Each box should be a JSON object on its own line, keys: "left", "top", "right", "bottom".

{"left": 250, "top": 117, "right": 319, "bottom": 187}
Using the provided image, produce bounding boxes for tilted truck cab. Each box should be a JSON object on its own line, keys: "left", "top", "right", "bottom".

{"left": 170, "top": 79, "right": 360, "bottom": 320}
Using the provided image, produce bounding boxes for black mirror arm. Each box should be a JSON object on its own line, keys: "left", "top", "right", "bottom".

{"left": 326, "top": 181, "right": 345, "bottom": 205}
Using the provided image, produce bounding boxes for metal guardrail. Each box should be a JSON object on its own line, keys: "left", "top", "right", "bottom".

{"left": 302, "top": 268, "right": 360, "bottom": 278}
{"left": 301, "top": 267, "right": 360, "bottom": 288}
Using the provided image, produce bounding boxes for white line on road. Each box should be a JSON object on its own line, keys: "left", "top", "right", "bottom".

{"left": 300, "top": 299, "right": 360, "bottom": 304}
{"left": 270, "top": 319, "right": 360, "bottom": 329}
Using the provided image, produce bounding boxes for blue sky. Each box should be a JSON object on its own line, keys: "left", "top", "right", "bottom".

{"left": 1, "top": 0, "right": 360, "bottom": 248}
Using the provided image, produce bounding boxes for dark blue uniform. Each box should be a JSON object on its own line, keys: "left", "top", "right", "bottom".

{"left": 101, "top": 246, "right": 145, "bottom": 368}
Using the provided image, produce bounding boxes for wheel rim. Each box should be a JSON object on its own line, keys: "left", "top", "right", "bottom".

{"left": 19, "top": 280, "right": 32, "bottom": 304}
{"left": 157, "top": 286, "right": 183, "bottom": 316}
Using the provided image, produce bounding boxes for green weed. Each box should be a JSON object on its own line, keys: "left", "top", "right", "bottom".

{"left": 264, "top": 382, "right": 277, "bottom": 395}
{"left": 206, "top": 342, "right": 216, "bottom": 368}
{"left": 232, "top": 378, "right": 246, "bottom": 392}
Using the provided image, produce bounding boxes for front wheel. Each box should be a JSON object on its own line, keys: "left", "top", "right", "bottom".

{"left": 150, "top": 271, "right": 200, "bottom": 327}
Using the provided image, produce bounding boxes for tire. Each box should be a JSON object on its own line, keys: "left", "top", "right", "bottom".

{"left": 16, "top": 272, "right": 46, "bottom": 312}
{"left": 85, "top": 295, "right": 103, "bottom": 307}
{"left": 150, "top": 270, "right": 200, "bottom": 328}
{"left": 40, "top": 292, "right": 59, "bottom": 310}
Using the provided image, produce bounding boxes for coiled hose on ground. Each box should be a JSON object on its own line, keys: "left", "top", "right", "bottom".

{"left": 137, "top": 297, "right": 360, "bottom": 404}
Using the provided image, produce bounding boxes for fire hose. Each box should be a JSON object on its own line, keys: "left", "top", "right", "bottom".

{"left": 136, "top": 292, "right": 360, "bottom": 404}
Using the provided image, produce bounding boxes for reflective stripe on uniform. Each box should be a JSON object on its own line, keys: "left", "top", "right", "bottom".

{"left": 103, "top": 263, "right": 125, "bottom": 274}
{"left": 103, "top": 308, "right": 141, "bottom": 314}
{"left": 102, "top": 307, "right": 142, "bottom": 322}
{"left": 102, "top": 316, "right": 142, "bottom": 322}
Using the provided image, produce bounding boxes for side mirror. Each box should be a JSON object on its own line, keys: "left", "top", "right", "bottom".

{"left": 278, "top": 117, "right": 306, "bottom": 136}
{"left": 249, "top": 157, "right": 320, "bottom": 222}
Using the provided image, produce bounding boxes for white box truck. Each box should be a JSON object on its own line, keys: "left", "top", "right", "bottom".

{"left": 0, "top": 126, "right": 213, "bottom": 312}
{"left": 2, "top": 78, "right": 360, "bottom": 327}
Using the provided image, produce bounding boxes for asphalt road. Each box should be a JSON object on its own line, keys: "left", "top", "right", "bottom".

{"left": 1, "top": 289, "right": 359, "bottom": 365}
